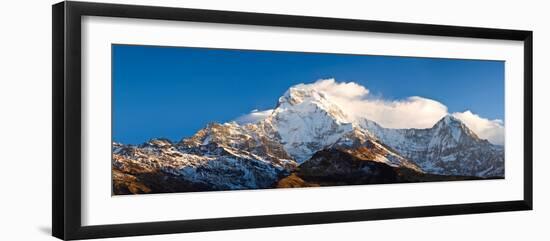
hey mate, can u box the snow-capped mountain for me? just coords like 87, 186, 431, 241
259, 85, 421, 171
112, 80, 504, 194
264, 86, 355, 162
113, 133, 296, 194
359, 115, 504, 177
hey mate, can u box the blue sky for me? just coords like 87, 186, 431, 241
112, 44, 504, 144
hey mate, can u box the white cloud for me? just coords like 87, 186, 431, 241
235, 109, 273, 124
234, 79, 504, 145
293, 79, 370, 100
452, 110, 504, 145
302, 79, 448, 129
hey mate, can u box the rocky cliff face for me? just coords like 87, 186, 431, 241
284, 147, 482, 188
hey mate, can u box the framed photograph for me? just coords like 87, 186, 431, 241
52, 1, 533, 240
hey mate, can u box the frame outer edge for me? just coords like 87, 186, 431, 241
523, 32, 533, 210
52, 1, 66, 240
65, 1, 85, 239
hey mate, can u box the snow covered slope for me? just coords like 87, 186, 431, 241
113, 132, 296, 193
263, 86, 354, 162
359, 115, 504, 177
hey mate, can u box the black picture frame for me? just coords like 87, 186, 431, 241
52, 1, 533, 240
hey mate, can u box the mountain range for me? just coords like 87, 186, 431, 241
112, 82, 504, 194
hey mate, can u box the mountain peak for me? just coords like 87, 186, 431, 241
278, 86, 327, 107
434, 114, 468, 130
432, 114, 481, 142
274, 84, 350, 124
439, 114, 461, 125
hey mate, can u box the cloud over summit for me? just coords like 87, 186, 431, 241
236, 79, 504, 145
452, 110, 504, 145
